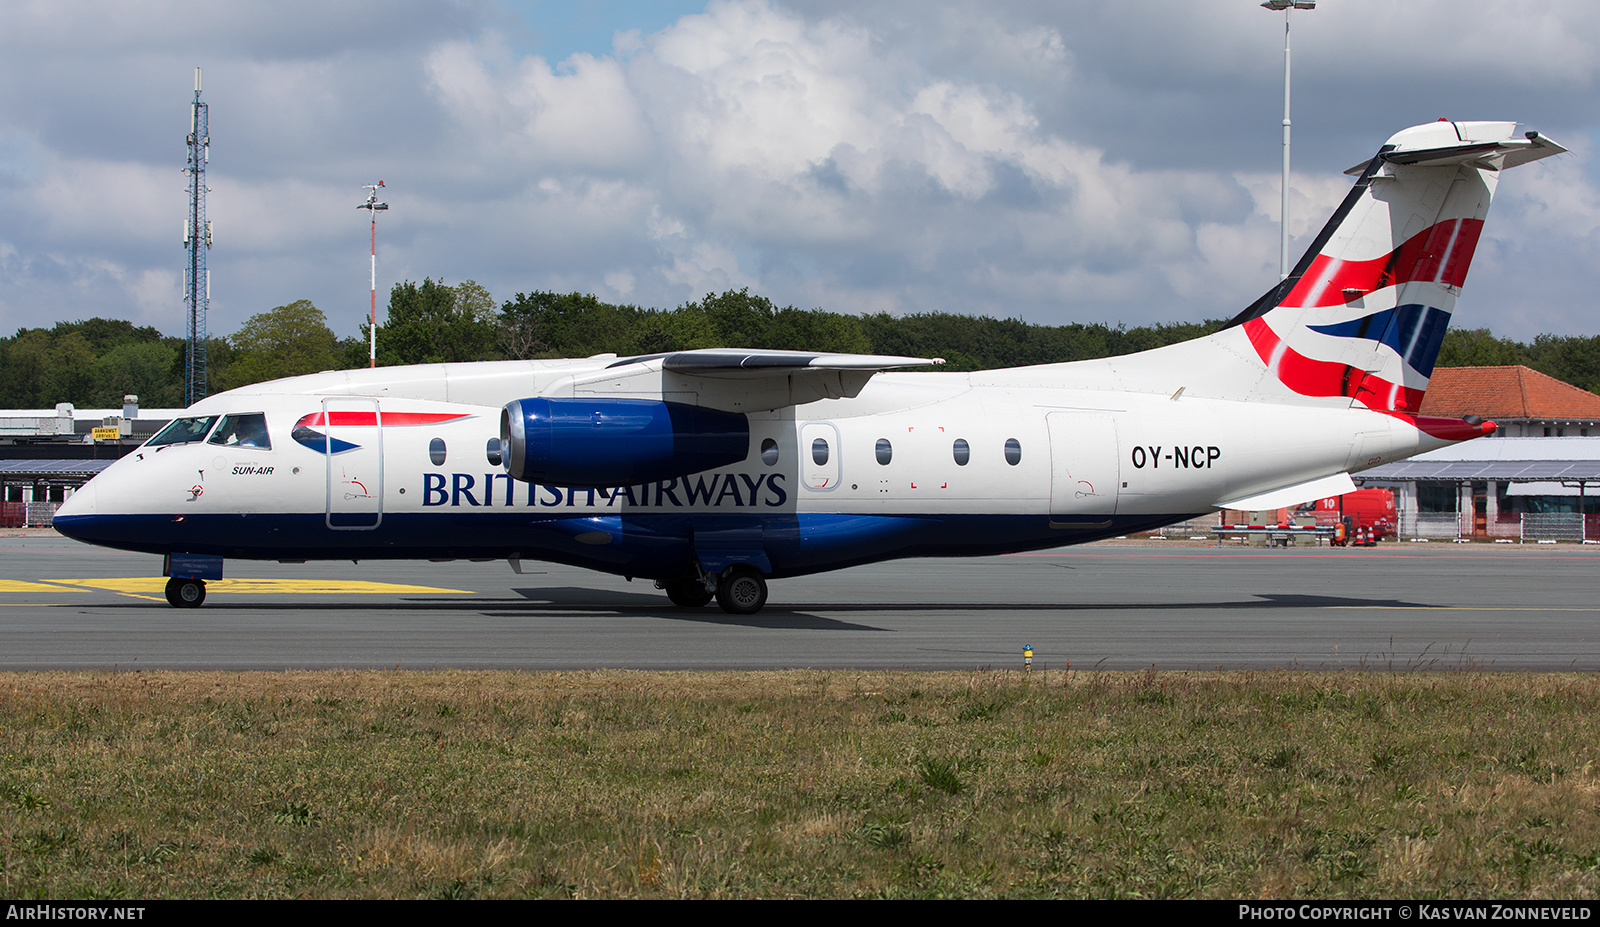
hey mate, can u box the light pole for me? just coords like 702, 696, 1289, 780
359, 181, 388, 368
1263, 0, 1314, 281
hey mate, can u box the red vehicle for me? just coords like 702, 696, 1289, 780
1315, 489, 1397, 546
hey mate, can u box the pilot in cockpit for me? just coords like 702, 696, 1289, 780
208, 413, 271, 449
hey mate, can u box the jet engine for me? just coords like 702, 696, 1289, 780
500, 397, 749, 487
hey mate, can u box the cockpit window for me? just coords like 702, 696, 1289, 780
144, 415, 219, 448
207, 413, 272, 450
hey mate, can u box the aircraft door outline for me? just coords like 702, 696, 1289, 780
1047, 412, 1119, 521
799, 421, 841, 492
324, 397, 383, 530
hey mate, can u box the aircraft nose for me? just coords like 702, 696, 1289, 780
52, 482, 96, 539
53, 474, 152, 553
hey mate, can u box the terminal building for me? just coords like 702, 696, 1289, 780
0, 396, 179, 527
1357, 367, 1600, 541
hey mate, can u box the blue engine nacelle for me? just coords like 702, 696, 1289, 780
500, 398, 750, 487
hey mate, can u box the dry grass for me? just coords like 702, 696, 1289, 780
2, 669, 1599, 898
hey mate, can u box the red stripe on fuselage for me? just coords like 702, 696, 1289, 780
293, 411, 473, 428
1283, 218, 1483, 308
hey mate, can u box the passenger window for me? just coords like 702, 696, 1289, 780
761, 438, 779, 466
206, 413, 271, 449
486, 437, 503, 467
875, 438, 892, 465
429, 438, 447, 466
952, 438, 970, 466
1004, 438, 1022, 466
811, 438, 829, 466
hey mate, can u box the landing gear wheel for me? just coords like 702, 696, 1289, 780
165, 577, 206, 609
715, 566, 768, 615
664, 581, 714, 608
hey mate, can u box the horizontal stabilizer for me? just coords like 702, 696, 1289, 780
1216, 472, 1356, 512
1345, 123, 1566, 175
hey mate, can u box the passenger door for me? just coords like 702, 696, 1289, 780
324, 398, 383, 530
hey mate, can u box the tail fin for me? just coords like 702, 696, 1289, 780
1222, 120, 1564, 413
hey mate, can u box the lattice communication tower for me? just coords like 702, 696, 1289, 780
182, 67, 212, 406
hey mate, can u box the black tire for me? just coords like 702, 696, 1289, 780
715, 566, 768, 615
664, 581, 713, 608
165, 577, 206, 608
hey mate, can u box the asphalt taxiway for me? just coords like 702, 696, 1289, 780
2, 535, 1597, 671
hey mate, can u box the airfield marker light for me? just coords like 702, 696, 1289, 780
1024, 645, 1033, 672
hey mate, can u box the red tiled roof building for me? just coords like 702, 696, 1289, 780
1419, 366, 1600, 437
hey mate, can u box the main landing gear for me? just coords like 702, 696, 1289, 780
662, 581, 714, 608
715, 565, 768, 615
165, 577, 206, 608
658, 564, 769, 615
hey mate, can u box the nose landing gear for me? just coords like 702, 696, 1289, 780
162, 553, 222, 608
165, 577, 207, 608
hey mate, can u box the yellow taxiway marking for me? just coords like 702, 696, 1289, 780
39, 578, 474, 596
0, 580, 87, 593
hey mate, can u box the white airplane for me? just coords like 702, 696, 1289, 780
56, 120, 1564, 613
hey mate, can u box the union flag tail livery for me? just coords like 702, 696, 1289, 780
1231, 120, 1562, 418
54, 121, 1564, 614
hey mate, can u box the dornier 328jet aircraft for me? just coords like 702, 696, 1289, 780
55, 120, 1565, 613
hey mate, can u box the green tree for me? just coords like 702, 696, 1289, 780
0, 318, 180, 407
1436, 328, 1529, 369
91, 341, 182, 408
497, 291, 649, 359
220, 300, 343, 390
160, 334, 234, 406
0, 330, 96, 407
690, 288, 775, 347
377, 279, 499, 365
52, 318, 169, 356
1528, 333, 1600, 395
766, 308, 873, 354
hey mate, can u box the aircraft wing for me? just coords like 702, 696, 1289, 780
552, 349, 946, 412
609, 348, 943, 374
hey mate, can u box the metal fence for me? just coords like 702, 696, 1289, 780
1402, 510, 1595, 542
1, 501, 59, 528
1523, 512, 1586, 541
1152, 518, 1218, 539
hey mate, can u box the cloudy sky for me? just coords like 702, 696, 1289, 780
2, 0, 1597, 345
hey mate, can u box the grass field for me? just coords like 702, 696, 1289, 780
2, 669, 1598, 899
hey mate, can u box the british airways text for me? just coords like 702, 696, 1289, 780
422, 472, 789, 509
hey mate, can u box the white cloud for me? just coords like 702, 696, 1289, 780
127, 268, 181, 318
1, 0, 1598, 343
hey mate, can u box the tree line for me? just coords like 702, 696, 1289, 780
3, 279, 1597, 408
